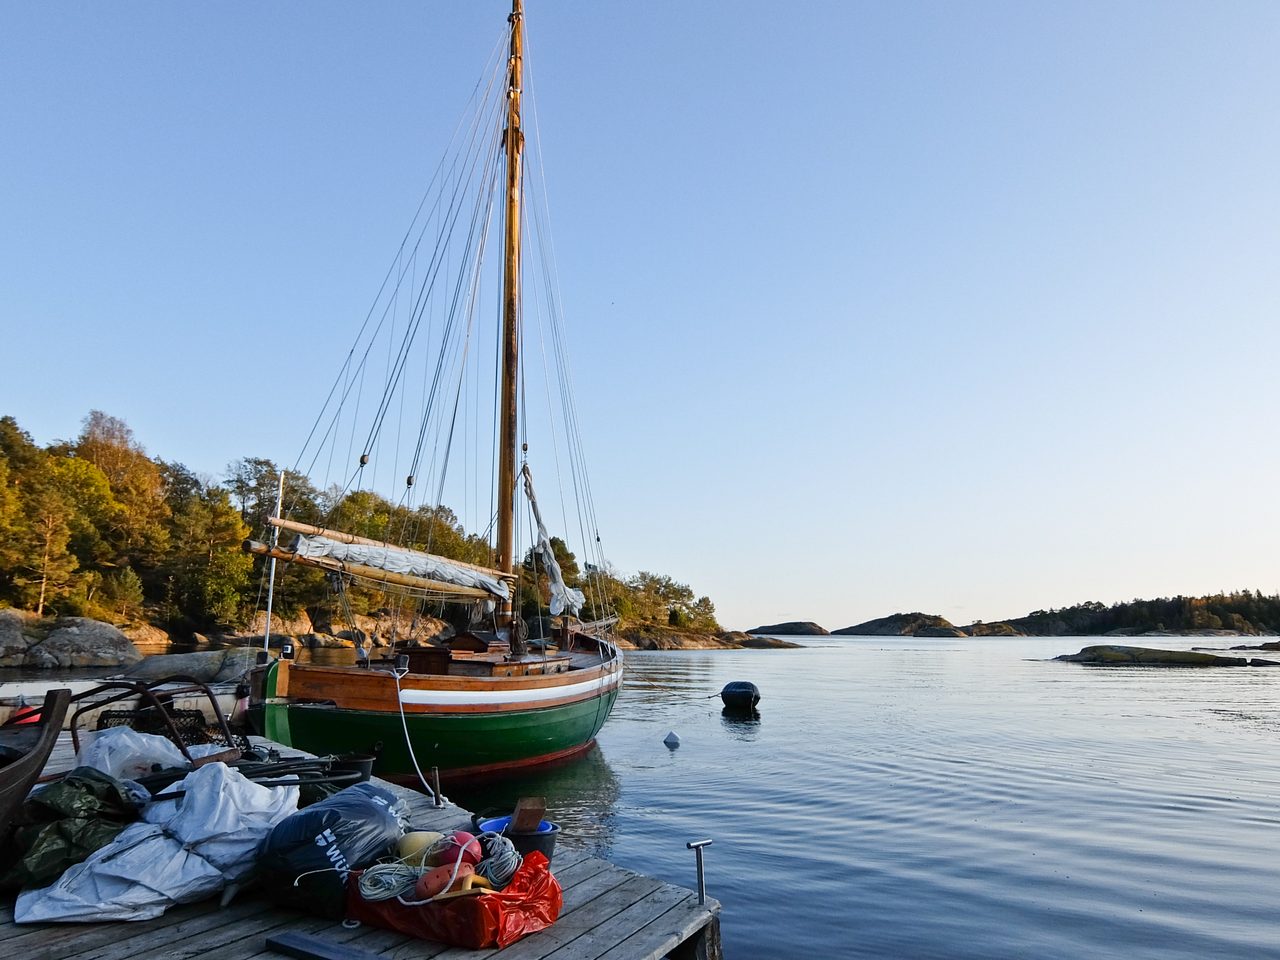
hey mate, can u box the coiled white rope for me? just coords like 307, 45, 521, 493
475, 833, 522, 888
357, 862, 423, 901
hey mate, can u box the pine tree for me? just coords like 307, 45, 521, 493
17, 482, 79, 616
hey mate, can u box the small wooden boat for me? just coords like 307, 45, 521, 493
720, 681, 761, 711
0, 687, 71, 840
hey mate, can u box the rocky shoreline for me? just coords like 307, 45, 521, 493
617, 625, 802, 651
0, 610, 143, 669
1054, 644, 1280, 667
0, 606, 805, 670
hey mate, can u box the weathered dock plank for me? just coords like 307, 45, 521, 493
462, 875, 667, 960
9, 899, 275, 960
596, 894, 722, 960
2, 736, 722, 960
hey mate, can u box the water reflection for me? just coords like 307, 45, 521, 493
620, 661, 719, 708
302, 646, 357, 667
446, 742, 623, 856
720, 708, 761, 740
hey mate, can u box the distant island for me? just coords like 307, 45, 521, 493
748, 593, 1280, 638
743, 620, 829, 636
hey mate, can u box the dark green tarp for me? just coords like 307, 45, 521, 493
0, 766, 141, 890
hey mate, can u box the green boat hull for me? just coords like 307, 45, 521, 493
258, 668, 619, 781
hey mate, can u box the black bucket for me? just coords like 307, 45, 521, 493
475, 814, 560, 862
331, 753, 376, 783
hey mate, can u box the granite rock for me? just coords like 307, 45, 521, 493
124, 646, 265, 683
31, 618, 143, 668
1053, 645, 1279, 667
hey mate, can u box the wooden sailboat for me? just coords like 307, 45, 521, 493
246, 0, 622, 784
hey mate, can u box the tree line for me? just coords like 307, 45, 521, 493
1002, 592, 1280, 635
0, 412, 720, 636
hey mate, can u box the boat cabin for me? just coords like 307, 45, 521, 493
368, 641, 574, 679
445, 653, 573, 678
447, 631, 510, 656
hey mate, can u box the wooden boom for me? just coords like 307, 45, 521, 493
267, 517, 514, 582
243, 540, 494, 601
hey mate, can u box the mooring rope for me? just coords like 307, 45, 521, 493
392, 666, 445, 804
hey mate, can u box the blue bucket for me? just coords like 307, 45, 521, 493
475, 815, 560, 862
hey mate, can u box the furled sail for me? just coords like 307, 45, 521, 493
291, 535, 511, 602
521, 464, 586, 616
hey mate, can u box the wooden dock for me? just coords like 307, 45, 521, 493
0, 737, 721, 960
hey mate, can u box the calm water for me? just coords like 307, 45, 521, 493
448, 636, 1280, 959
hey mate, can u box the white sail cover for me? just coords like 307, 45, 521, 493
521, 465, 586, 616
292, 535, 511, 601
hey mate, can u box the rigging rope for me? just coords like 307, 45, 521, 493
522, 38, 615, 624
291, 26, 510, 484
260, 17, 620, 649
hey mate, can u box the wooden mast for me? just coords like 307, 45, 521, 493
496, 0, 524, 630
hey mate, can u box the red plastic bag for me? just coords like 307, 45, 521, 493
345, 851, 562, 949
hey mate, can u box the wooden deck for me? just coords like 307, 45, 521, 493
1, 736, 721, 960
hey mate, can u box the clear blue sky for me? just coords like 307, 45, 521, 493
3, 2, 1277, 631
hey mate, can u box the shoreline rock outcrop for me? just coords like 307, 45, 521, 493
0, 611, 143, 669
617, 625, 802, 651
745, 621, 828, 636
0, 605, 806, 668
1054, 644, 1280, 667
834, 613, 965, 637
123, 647, 264, 684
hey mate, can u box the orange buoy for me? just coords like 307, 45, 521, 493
425, 830, 483, 868
414, 861, 474, 899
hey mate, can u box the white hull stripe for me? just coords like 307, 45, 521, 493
397, 666, 622, 707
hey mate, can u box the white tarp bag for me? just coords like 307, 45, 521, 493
15, 763, 299, 923
75, 726, 190, 781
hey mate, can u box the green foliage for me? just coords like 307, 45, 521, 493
578, 564, 634, 622
571, 564, 720, 633
227, 457, 323, 531
0, 416, 42, 474
614, 571, 719, 631
98, 567, 145, 620
0, 412, 726, 635
163, 486, 252, 627
161, 461, 203, 515
47, 455, 120, 570
0, 456, 20, 577
12, 471, 80, 616
0, 412, 246, 626
1007, 591, 1280, 636
687, 596, 719, 632
73, 410, 170, 569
